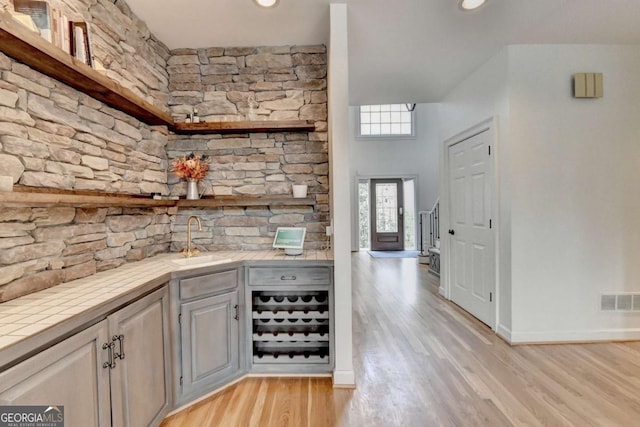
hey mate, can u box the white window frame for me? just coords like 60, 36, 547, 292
356, 104, 417, 140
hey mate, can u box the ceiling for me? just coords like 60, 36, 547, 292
125, 0, 640, 105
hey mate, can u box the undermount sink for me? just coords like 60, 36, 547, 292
171, 254, 231, 267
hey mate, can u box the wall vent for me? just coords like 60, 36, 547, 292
601, 294, 640, 312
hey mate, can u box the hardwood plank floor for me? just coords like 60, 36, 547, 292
161, 253, 640, 426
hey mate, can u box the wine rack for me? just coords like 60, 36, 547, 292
251, 290, 330, 365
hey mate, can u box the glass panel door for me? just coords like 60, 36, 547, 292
370, 179, 404, 251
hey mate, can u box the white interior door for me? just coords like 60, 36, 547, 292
448, 130, 495, 327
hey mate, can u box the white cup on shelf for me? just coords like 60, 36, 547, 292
292, 184, 308, 198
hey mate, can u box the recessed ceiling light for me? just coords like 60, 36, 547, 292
460, 0, 487, 11
254, 0, 279, 7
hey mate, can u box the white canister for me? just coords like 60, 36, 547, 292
292, 184, 308, 198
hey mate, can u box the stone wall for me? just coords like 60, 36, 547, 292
0, 2, 333, 299
0, 206, 172, 302
0, 0, 171, 301
166, 45, 330, 251
0, 0, 170, 109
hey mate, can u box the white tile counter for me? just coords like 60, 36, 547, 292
0, 250, 332, 366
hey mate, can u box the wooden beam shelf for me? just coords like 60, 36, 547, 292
0, 12, 174, 127
0, 188, 175, 208
171, 120, 316, 135
0, 13, 319, 135
1, 187, 315, 209
177, 196, 316, 208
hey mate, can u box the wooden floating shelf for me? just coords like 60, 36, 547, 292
0, 13, 318, 135
0, 189, 175, 208
0, 12, 173, 127
177, 196, 316, 208
172, 120, 316, 135
1, 188, 315, 209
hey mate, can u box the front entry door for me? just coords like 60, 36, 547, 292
370, 179, 404, 251
448, 130, 495, 327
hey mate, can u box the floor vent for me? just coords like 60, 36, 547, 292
601, 294, 640, 312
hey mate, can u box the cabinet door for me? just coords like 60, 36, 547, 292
0, 321, 111, 427
181, 291, 239, 398
108, 286, 171, 427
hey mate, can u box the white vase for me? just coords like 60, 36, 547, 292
186, 180, 200, 200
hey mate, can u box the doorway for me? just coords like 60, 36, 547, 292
357, 177, 417, 251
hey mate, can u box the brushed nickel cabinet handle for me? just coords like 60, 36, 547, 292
113, 334, 125, 360
102, 342, 115, 369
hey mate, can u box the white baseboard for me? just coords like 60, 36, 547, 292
439, 286, 447, 298
497, 324, 512, 343
332, 369, 356, 388
510, 328, 640, 344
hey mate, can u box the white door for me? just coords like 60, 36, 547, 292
448, 130, 495, 327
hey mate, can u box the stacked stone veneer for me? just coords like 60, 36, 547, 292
0, 1, 333, 299
0, 0, 170, 109
0, 0, 171, 301
0, 206, 172, 302
166, 45, 330, 251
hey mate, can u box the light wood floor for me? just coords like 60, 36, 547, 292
161, 253, 640, 427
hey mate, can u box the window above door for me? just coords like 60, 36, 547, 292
357, 104, 415, 138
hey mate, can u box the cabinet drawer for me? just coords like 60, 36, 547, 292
248, 267, 330, 286
180, 269, 238, 300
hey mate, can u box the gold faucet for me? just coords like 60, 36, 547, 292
181, 215, 202, 257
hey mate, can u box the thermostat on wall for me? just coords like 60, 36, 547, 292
574, 73, 603, 98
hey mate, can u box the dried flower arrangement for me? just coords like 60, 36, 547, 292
172, 152, 210, 180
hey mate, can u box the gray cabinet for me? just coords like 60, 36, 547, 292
247, 265, 334, 374
0, 286, 171, 427
173, 268, 242, 405
0, 322, 111, 427
108, 286, 172, 427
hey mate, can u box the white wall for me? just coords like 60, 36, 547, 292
349, 104, 440, 250
440, 44, 640, 342
508, 45, 640, 342
328, 3, 355, 387
439, 49, 512, 336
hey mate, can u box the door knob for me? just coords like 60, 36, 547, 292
448, 229, 455, 235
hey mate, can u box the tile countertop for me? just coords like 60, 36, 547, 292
0, 250, 333, 365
